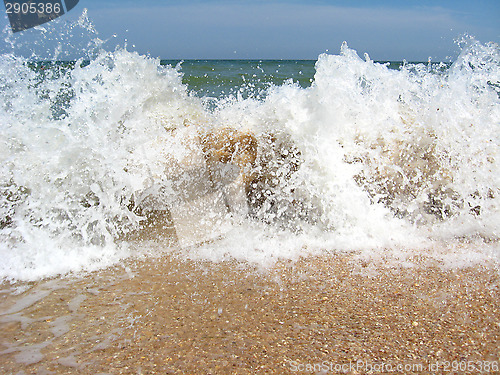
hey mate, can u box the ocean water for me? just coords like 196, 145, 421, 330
0, 29, 499, 281
161, 59, 317, 101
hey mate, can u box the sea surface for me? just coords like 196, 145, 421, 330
160, 59, 433, 101
162, 59, 318, 100
0, 34, 499, 281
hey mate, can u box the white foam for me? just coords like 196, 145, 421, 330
0, 35, 498, 281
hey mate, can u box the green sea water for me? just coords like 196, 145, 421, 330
159, 59, 418, 100
160, 59, 316, 99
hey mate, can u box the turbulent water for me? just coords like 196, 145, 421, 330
0, 29, 499, 281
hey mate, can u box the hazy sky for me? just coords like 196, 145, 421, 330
1, 0, 499, 61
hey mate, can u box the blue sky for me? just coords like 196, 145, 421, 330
1, 0, 499, 60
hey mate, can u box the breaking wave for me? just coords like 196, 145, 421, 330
0, 31, 498, 280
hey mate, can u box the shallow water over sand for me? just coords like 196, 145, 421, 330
1, 250, 498, 374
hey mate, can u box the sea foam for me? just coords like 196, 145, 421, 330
0, 36, 498, 281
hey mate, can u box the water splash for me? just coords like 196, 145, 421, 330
0, 32, 498, 281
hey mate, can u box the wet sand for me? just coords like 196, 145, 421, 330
0, 251, 499, 374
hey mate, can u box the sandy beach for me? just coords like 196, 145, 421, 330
0, 249, 498, 375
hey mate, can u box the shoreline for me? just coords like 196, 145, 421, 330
1, 252, 499, 374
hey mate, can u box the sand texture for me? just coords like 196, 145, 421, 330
0, 252, 499, 374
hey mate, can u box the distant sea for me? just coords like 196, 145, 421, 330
159, 59, 434, 99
